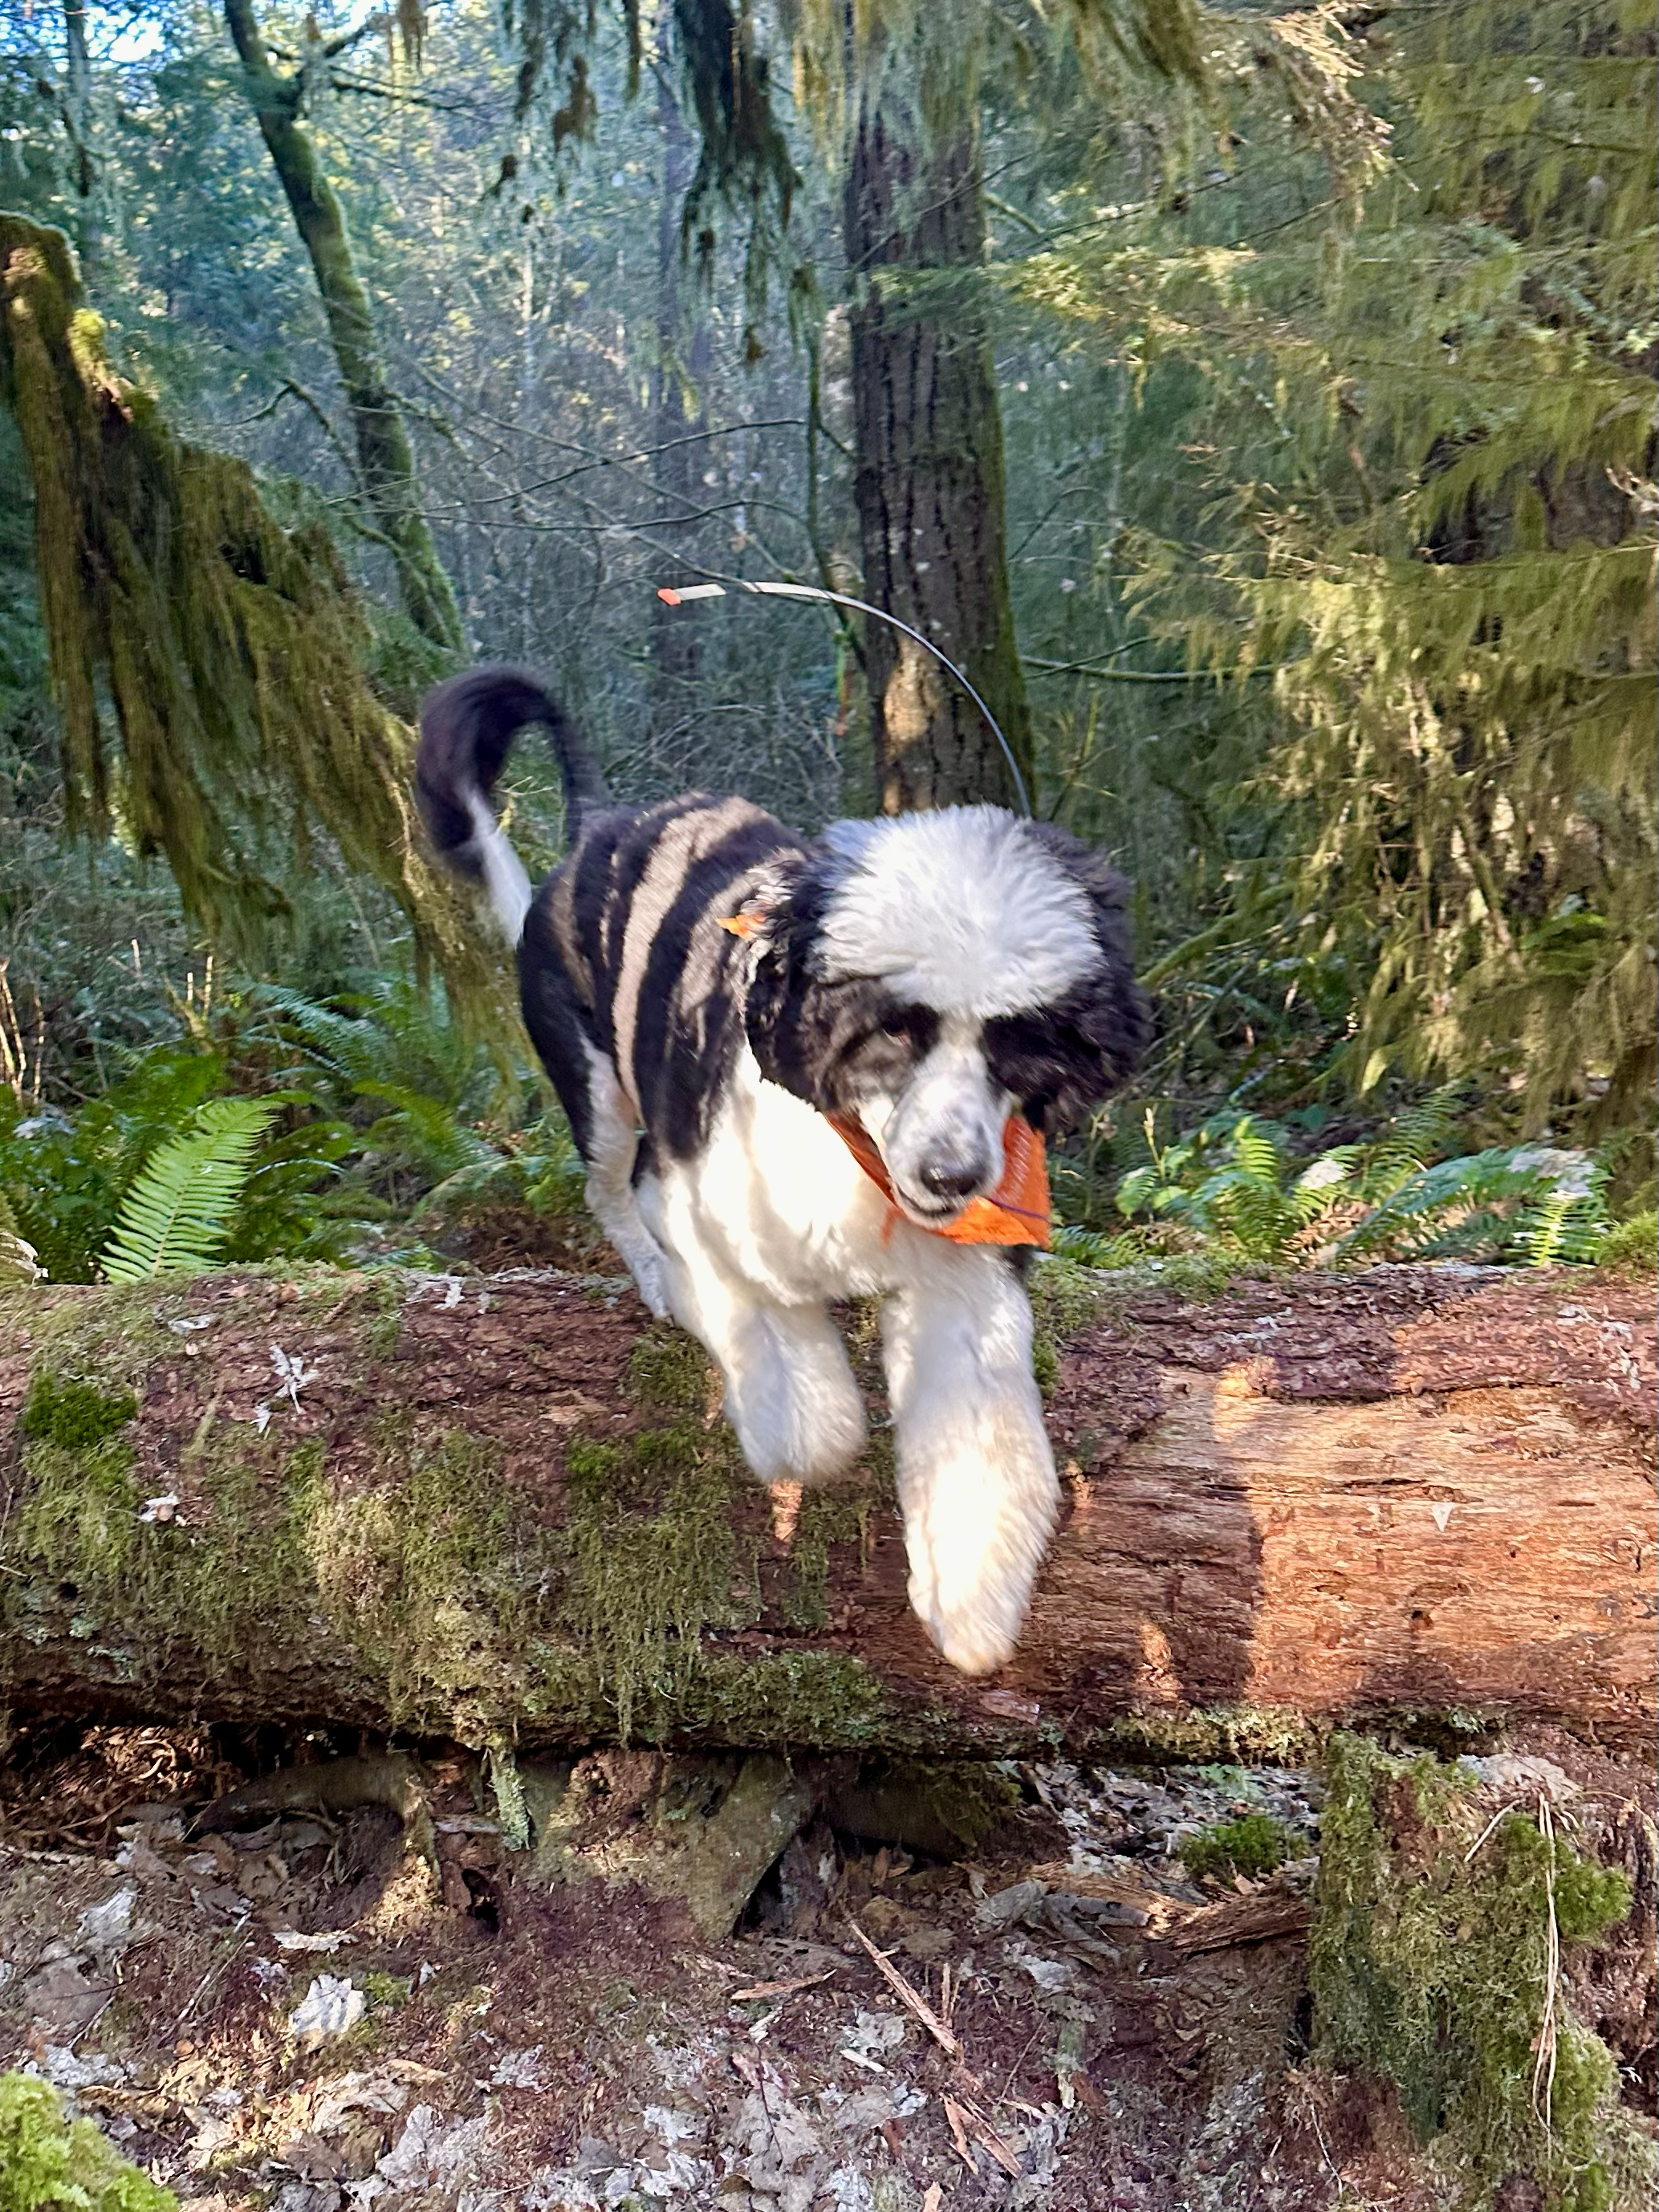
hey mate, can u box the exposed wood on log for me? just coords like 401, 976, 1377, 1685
1, 1264, 1652, 1755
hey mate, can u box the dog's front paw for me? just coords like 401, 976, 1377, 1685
730, 1366, 866, 1484
910, 1568, 1027, 1677
925, 1603, 1020, 1677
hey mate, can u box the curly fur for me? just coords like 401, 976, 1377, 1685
417, 668, 1149, 1675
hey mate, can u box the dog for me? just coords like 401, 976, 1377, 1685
416, 666, 1148, 1674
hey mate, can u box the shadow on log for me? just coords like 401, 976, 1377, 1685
0, 1263, 1652, 1758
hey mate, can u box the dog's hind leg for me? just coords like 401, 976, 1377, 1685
518, 935, 671, 1317
880, 1246, 1058, 1677
578, 1045, 671, 1319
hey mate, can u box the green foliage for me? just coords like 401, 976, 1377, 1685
0, 980, 591, 1285
0, 214, 511, 1037
1597, 1209, 1657, 1279
1010, 0, 1656, 1157
0, 2071, 177, 2212
0, 1043, 363, 1283
1181, 1811, 1297, 1885
100, 1096, 277, 1282
1108, 1093, 1618, 1267
258, 982, 588, 1219
1311, 1734, 1639, 2211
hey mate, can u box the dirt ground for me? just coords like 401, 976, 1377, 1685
12, 1720, 1649, 2212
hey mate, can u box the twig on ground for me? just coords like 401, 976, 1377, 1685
846, 1917, 963, 2061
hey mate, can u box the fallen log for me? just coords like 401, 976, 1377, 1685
0, 1263, 1652, 1756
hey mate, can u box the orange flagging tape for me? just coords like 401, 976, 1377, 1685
828, 1112, 1051, 1249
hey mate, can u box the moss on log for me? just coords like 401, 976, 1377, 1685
0, 1263, 1652, 1758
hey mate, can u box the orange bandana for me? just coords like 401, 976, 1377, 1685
828, 1112, 1051, 1249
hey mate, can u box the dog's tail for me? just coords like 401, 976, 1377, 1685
416, 665, 610, 944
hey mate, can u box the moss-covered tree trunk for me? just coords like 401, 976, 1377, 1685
1, 1264, 1651, 1759
844, 63, 1034, 812
222, 0, 463, 655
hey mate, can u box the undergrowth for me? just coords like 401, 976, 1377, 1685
1311, 1734, 1644, 2211
1181, 1811, 1298, 1884
1076, 1088, 1628, 1269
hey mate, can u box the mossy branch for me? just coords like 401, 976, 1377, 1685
0, 215, 511, 1035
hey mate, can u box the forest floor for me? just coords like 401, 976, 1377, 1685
10, 1719, 1648, 2212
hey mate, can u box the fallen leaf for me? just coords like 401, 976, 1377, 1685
288, 1974, 365, 2049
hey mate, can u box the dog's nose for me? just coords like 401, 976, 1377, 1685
918, 1151, 993, 1202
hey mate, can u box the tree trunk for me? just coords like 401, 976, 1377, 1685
59, 0, 97, 213
843, 63, 1033, 813
649, 74, 714, 755
2, 1266, 1651, 1759
222, 0, 464, 654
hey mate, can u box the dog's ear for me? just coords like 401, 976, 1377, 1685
1023, 821, 1133, 945
739, 849, 842, 1098
1023, 820, 1152, 1104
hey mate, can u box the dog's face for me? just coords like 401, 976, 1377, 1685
744, 808, 1149, 1228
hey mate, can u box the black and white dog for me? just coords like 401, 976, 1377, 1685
417, 668, 1147, 1674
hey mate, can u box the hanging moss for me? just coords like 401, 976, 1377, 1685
779, 1487, 870, 1631
0, 215, 513, 1036
1310, 1732, 1646, 2212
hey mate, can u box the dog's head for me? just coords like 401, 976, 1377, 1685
742, 807, 1149, 1229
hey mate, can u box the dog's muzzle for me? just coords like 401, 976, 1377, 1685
908, 1141, 999, 1218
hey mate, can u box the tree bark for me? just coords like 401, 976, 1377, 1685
1, 1266, 1652, 1758
649, 74, 714, 754
843, 61, 1034, 813
222, 0, 464, 653
59, 0, 97, 211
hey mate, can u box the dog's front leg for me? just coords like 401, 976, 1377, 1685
881, 1248, 1058, 1676
642, 1198, 867, 1485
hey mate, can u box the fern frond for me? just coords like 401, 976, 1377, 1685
102, 1100, 278, 1283
260, 986, 393, 1088
1362, 1084, 1467, 1201
1229, 1117, 1285, 1184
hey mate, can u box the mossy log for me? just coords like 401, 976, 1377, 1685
0, 1263, 1652, 1758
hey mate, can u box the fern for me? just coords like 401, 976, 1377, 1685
1337, 1145, 1610, 1266
101, 1099, 278, 1283
1108, 1095, 1616, 1269
1361, 1084, 1467, 1202
259, 985, 393, 1088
